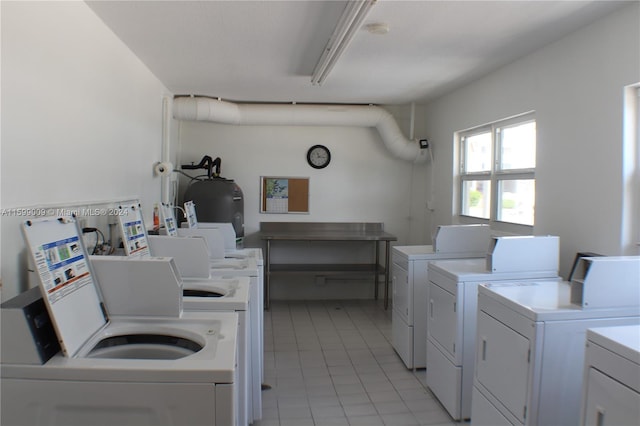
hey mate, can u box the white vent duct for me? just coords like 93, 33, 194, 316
173, 97, 428, 163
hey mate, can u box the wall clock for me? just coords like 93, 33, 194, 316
307, 145, 331, 169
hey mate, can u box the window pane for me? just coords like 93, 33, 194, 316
463, 132, 492, 172
499, 122, 536, 170
462, 180, 491, 219
497, 179, 535, 225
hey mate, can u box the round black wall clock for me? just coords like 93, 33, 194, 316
307, 145, 331, 169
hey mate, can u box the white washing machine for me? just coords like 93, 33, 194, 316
182, 277, 254, 426
471, 256, 640, 426
208, 256, 264, 422
89, 254, 254, 425
391, 224, 490, 370
3, 217, 239, 426
426, 235, 560, 420
581, 325, 640, 426
147, 233, 264, 422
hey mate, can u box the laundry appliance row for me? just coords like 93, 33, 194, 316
1, 216, 240, 425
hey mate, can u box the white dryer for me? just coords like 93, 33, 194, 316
471, 259, 640, 426
2, 216, 239, 426
581, 325, 640, 426
426, 235, 560, 420
391, 224, 490, 370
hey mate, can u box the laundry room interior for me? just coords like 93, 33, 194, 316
1, 1, 639, 426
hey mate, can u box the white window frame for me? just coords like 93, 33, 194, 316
456, 112, 536, 235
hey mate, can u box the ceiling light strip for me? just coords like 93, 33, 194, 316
311, 0, 376, 86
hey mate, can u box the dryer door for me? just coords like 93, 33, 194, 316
476, 311, 530, 424
583, 368, 640, 426
392, 262, 410, 324
427, 281, 460, 364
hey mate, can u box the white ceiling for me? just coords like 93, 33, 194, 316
86, 0, 629, 105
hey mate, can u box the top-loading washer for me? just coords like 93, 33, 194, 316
426, 235, 560, 420
206, 255, 264, 422
182, 277, 253, 424
471, 256, 640, 426
148, 229, 264, 420
391, 224, 490, 370
1, 216, 239, 426
89, 254, 254, 425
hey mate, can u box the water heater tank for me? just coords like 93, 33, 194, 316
183, 178, 244, 237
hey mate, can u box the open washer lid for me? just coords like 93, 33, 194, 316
22, 216, 108, 358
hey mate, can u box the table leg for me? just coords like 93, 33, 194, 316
384, 240, 391, 310
374, 241, 380, 300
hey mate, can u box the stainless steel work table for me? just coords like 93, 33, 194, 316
259, 222, 397, 310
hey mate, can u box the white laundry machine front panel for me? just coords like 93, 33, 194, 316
410, 259, 428, 369
392, 261, 410, 325
182, 277, 252, 425
583, 369, 640, 426
427, 281, 461, 364
426, 338, 462, 420
475, 311, 530, 424
470, 385, 514, 426
1, 379, 227, 426
392, 308, 413, 368
207, 263, 263, 421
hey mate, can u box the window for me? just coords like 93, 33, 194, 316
458, 113, 536, 228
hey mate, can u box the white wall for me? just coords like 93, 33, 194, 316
1, 2, 172, 300
177, 105, 429, 299
422, 3, 640, 278
177, 105, 430, 247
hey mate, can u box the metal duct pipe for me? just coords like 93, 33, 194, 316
173, 97, 428, 163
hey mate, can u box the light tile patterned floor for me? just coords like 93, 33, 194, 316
255, 299, 458, 426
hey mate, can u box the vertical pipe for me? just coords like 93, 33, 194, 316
161, 96, 171, 204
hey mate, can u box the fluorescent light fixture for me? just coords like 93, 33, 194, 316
311, 0, 376, 86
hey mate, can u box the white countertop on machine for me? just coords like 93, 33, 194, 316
394, 245, 436, 259
209, 257, 259, 272
394, 245, 488, 261
183, 277, 250, 311
479, 280, 640, 321
428, 258, 557, 281
587, 325, 640, 365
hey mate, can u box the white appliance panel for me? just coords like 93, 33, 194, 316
476, 311, 530, 424
182, 278, 252, 426
392, 262, 410, 324
392, 308, 412, 367
471, 385, 514, 426
426, 338, 462, 420
208, 259, 263, 421
428, 282, 460, 363
1, 379, 223, 426
583, 369, 640, 426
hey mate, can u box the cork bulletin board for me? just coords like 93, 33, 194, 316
260, 177, 309, 214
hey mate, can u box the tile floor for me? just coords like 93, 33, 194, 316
256, 299, 458, 426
